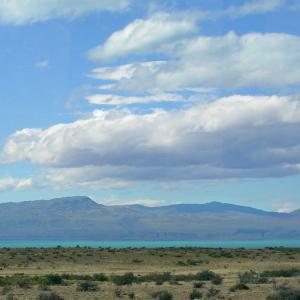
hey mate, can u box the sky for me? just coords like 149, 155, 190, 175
0, 0, 300, 212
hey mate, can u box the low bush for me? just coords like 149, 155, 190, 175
193, 282, 204, 288
261, 269, 300, 278
239, 271, 268, 284
151, 290, 173, 300
37, 292, 64, 300
139, 272, 172, 285
211, 274, 223, 285
111, 273, 135, 286
92, 273, 108, 282
76, 281, 97, 292
267, 287, 300, 300
230, 283, 249, 292
43, 274, 63, 285
16, 277, 31, 289
207, 287, 219, 298
189, 289, 202, 299
195, 271, 223, 285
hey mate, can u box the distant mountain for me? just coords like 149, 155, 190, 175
127, 201, 281, 216
0, 196, 299, 241
291, 209, 300, 216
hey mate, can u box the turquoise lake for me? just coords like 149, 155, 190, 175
0, 240, 299, 248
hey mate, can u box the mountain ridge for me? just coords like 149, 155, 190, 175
0, 196, 299, 241
2, 196, 295, 215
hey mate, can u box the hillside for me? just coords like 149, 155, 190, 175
0, 196, 299, 241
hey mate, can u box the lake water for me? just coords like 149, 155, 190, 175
0, 240, 299, 249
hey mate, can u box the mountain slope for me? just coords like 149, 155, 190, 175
0, 197, 299, 241
291, 209, 300, 216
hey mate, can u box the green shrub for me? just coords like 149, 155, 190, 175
139, 272, 171, 284
152, 291, 173, 300
43, 274, 63, 285
92, 273, 108, 281
115, 287, 122, 298
267, 287, 300, 300
193, 282, 204, 288
76, 281, 97, 292
37, 292, 64, 300
239, 271, 268, 284
195, 271, 215, 281
6, 294, 15, 300
211, 275, 223, 285
207, 287, 219, 298
128, 292, 135, 299
195, 271, 223, 285
1, 286, 11, 295
230, 283, 249, 292
189, 289, 202, 299
261, 269, 300, 278
16, 277, 30, 289
111, 273, 135, 286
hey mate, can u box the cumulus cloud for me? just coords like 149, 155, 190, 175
0, 0, 130, 25
87, 12, 198, 62
91, 32, 300, 92
2, 95, 300, 186
0, 177, 32, 192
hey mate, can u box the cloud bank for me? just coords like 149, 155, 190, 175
89, 32, 300, 92
2, 95, 300, 187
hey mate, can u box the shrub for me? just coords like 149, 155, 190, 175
189, 289, 202, 299
261, 269, 300, 278
128, 292, 135, 299
16, 277, 31, 289
195, 271, 215, 281
267, 287, 300, 300
37, 292, 64, 300
207, 288, 219, 298
6, 294, 15, 300
111, 273, 135, 286
193, 282, 204, 288
76, 281, 97, 292
43, 274, 63, 285
92, 273, 108, 281
0, 277, 8, 287
230, 283, 249, 292
115, 287, 122, 298
1, 286, 11, 295
195, 271, 223, 285
239, 271, 268, 284
139, 272, 171, 285
152, 291, 173, 300
211, 275, 223, 285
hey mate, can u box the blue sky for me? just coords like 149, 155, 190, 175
0, 0, 300, 212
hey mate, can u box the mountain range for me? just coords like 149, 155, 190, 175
0, 196, 299, 241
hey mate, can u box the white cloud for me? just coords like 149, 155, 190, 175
87, 12, 198, 62
89, 61, 165, 81
100, 197, 169, 207
35, 60, 49, 69
95, 32, 300, 91
86, 92, 183, 105
0, 0, 130, 25
2, 95, 300, 186
0, 177, 32, 192
223, 0, 285, 18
